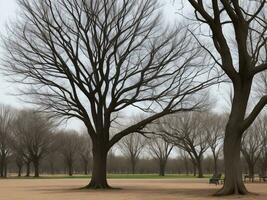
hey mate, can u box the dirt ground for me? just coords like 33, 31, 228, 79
0, 178, 266, 200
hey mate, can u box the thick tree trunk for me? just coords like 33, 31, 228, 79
33, 160, 39, 177
196, 159, 203, 178
215, 81, 252, 196
216, 131, 248, 195
85, 145, 110, 189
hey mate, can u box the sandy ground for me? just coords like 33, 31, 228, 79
0, 178, 266, 200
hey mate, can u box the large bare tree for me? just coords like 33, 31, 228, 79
183, 0, 267, 195
2, 0, 216, 188
13, 109, 55, 177
118, 133, 146, 174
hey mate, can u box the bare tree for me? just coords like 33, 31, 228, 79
204, 113, 224, 175
2, 0, 217, 188
241, 123, 262, 181
0, 105, 15, 177
13, 109, 55, 177
183, 0, 267, 195
79, 133, 92, 175
160, 112, 209, 178
179, 149, 191, 175
118, 133, 146, 174
147, 135, 174, 176
57, 131, 81, 176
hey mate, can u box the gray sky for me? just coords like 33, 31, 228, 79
0, 0, 229, 131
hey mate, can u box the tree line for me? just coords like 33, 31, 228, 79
1, 0, 267, 196
1, 105, 267, 182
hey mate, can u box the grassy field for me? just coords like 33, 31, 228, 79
6, 173, 212, 179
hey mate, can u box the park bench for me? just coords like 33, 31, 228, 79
209, 173, 224, 185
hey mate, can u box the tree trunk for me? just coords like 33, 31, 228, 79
4, 163, 7, 177
248, 163, 255, 182
50, 162, 54, 175
216, 131, 248, 195
193, 163, 196, 176
85, 145, 110, 189
33, 159, 39, 177
26, 161, 31, 177
0, 155, 5, 177
196, 159, 204, 178
212, 153, 218, 175
84, 161, 88, 175
159, 161, 166, 176
131, 159, 136, 174
68, 162, 73, 176
18, 165, 22, 177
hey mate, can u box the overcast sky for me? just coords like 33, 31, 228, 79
0, 0, 229, 131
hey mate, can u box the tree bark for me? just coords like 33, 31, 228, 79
68, 162, 73, 176
159, 161, 166, 176
248, 163, 255, 182
0, 155, 5, 177
131, 159, 136, 174
85, 145, 110, 189
216, 130, 248, 195
33, 159, 39, 177
196, 159, 204, 178
212, 152, 218, 175
18, 165, 22, 177
26, 161, 31, 177
84, 161, 88, 175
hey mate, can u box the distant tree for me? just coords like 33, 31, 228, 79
204, 113, 224, 175
0, 105, 15, 177
57, 131, 81, 176
160, 112, 209, 178
118, 133, 146, 174
241, 124, 263, 181
179, 149, 190, 176
3, 0, 216, 188
13, 110, 55, 177
79, 133, 92, 175
147, 135, 174, 176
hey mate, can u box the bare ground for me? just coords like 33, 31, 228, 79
0, 178, 266, 200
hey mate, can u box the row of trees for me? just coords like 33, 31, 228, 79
0, 105, 92, 177
1, 104, 266, 181
1, 0, 267, 195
